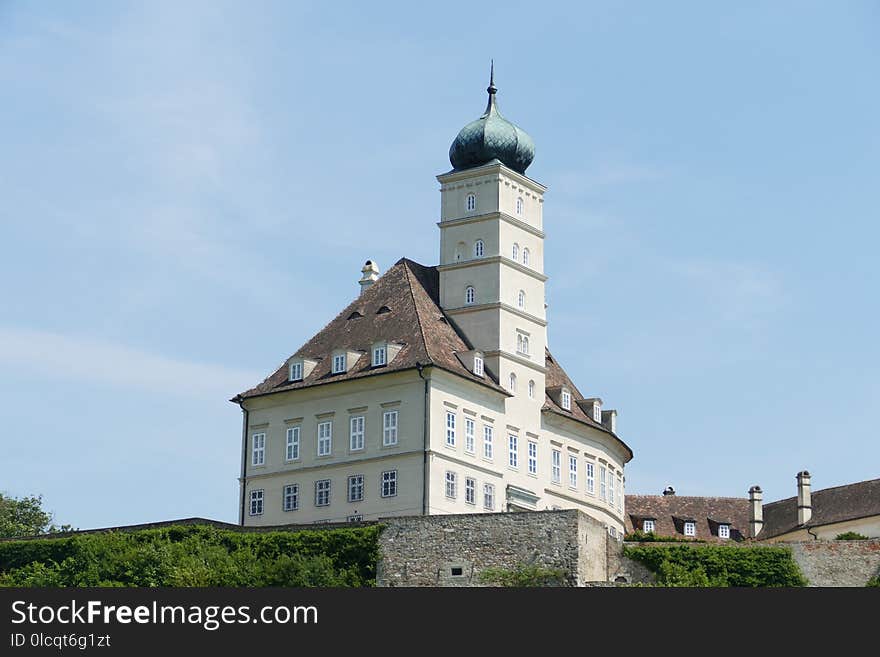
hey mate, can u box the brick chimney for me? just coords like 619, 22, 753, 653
749, 485, 763, 538
797, 470, 812, 526
359, 260, 380, 295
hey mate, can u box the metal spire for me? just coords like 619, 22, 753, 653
484, 59, 498, 116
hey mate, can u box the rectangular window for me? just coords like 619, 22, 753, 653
249, 489, 264, 516
600, 466, 607, 500
283, 484, 299, 511
332, 353, 346, 373
643, 519, 655, 533
383, 410, 398, 446
349, 416, 364, 451
616, 475, 623, 510
347, 514, 363, 522
348, 475, 364, 502
528, 442, 537, 475
289, 362, 303, 381
585, 461, 595, 494
483, 425, 494, 460
508, 435, 518, 468
465, 418, 475, 454
318, 421, 332, 456
381, 470, 397, 498
251, 433, 265, 466
372, 345, 386, 366
473, 355, 483, 377
561, 389, 571, 410
315, 479, 331, 507
684, 521, 696, 537
465, 477, 476, 505
483, 483, 494, 510
719, 524, 730, 539
286, 427, 300, 461
445, 471, 457, 499
608, 471, 615, 506
445, 411, 456, 447
551, 449, 561, 484
569, 455, 578, 488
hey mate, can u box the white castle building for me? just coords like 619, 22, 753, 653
231, 68, 634, 534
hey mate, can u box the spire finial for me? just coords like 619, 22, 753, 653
488, 59, 496, 95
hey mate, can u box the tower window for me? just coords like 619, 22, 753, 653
528, 380, 535, 399
522, 248, 530, 266
474, 240, 484, 257
516, 332, 530, 356
465, 286, 475, 305
517, 290, 526, 309
466, 193, 476, 212
516, 197, 523, 215
508, 372, 517, 392
512, 243, 519, 261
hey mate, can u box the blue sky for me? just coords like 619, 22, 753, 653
1, 2, 878, 529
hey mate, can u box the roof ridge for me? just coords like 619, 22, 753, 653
401, 259, 434, 367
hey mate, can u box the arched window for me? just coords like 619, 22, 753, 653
466, 193, 476, 212
517, 290, 526, 309
522, 336, 530, 355
516, 197, 523, 215
474, 240, 484, 257
509, 372, 517, 392
512, 243, 519, 261
465, 286, 475, 305
528, 380, 535, 399
522, 248, 530, 266
517, 333, 524, 353
455, 241, 465, 262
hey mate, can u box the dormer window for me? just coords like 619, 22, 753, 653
516, 197, 523, 215
372, 344, 387, 367
289, 361, 303, 381
718, 524, 730, 539
561, 388, 571, 411
465, 286, 476, 305
684, 521, 696, 537
473, 354, 484, 377
522, 248, 530, 266
593, 402, 602, 422
643, 519, 655, 533
512, 243, 519, 261
332, 353, 346, 374
474, 240, 484, 257
466, 193, 476, 212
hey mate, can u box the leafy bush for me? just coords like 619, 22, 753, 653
0, 524, 380, 587
624, 530, 705, 543
623, 544, 807, 587
866, 576, 879, 587
835, 532, 869, 541
478, 564, 567, 587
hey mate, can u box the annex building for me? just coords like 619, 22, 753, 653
231, 69, 634, 534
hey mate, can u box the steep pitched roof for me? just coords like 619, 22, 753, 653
624, 494, 752, 541
233, 258, 507, 401
760, 477, 880, 539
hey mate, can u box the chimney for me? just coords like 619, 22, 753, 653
359, 260, 379, 295
797, 470, 812, 526
662, 486, 676, 496
749, 485, 763, 538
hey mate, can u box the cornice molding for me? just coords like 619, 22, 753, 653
437, 256, 548, 282
436, 211, 545, 239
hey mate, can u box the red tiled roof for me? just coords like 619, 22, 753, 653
624, 494, 752, 541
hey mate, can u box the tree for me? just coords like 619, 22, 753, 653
0, 493, 72, 538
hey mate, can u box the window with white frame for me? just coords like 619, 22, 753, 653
445, 471, 457, 499
593, 402, 602, 423
466, 193, 476, 211
465, 286, 476, 305
528, 441, 537, 475
332, 353, 346, 374
508, 435, 518, 468
516, 197, 523, 214
616, 475, 623, 510
509, 372, 517, 392
382, 410, 398, 446
317, 421, 332, 456
718, 524, 730, 539
522, 248, 530, 266
465, 477, 476, 505
349, 416, 364, 451
483, 425, 494, 460
483, 483, 495, 510
569, 455, 578, 488
315, 479, 331, 507
643, 519, 655, 533
585, 461, 595, 494
561, 389, 571, 411
286, 426, 300, 461
289, 361, 303, 381
283, 484, 299, 512
515, 333, 530, 356
528, 380, 535, 399
512, 243, 519, 261
381, 470, 397, 497
445, 411, 456, 447
249, 489, 264, 516
464, 417, 475, 454
608, 473, 615, 506
372, 345, 387, 367
473, 354, 483, 377
517, 290, 525, 309
551, 449, 561, 483
474, 240, 484, 257
684, 521, 696, 537
600, 466, 607, 500
252, 433, 265, 466
348, 475, 364, 502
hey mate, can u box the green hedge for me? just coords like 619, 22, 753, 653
623, 544, 807, 587
0, 524, 380, 587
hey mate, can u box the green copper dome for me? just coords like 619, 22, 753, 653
449, 65, 535, 175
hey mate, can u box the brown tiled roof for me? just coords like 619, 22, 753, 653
760, 477, 880, 539
542, 350, 634, 461
624, 494, 752, 541
233, 258, 507, 401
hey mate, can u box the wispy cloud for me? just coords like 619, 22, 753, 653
0, 327, 262, 400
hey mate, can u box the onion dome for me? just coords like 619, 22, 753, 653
449, 63, 535, 175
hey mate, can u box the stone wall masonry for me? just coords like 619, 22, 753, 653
377, 509, 611, 587
788, 539, 880, 587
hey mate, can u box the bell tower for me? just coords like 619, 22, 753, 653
437, 65, 548, 412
